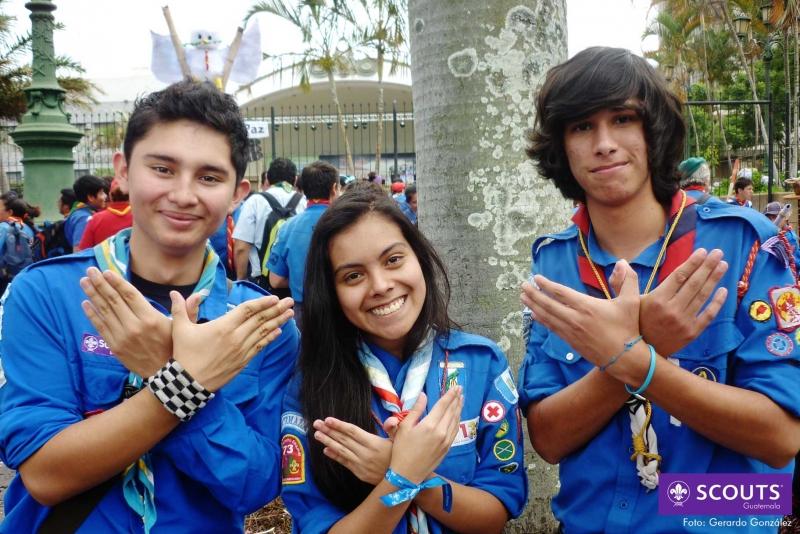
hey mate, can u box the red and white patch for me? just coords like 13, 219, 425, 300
281, 435, 305, 485
769, 285, 800, 332
482, 400, 505, 423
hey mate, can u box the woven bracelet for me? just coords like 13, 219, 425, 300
599, 335, 643, 372
146, 359, 214, 422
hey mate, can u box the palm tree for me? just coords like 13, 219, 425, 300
246, 0, 357, 175
347, 0, 408, 177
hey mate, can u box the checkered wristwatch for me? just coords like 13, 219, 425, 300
146, 359, 214, 422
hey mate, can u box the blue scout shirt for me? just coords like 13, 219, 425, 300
281, 330, 528, 533
0, 248, 300, 533
64, 206, 94, 247
266, 203, 328, 303
519, 196, 800, 534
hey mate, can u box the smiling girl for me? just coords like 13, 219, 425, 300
279, 189, 527, 534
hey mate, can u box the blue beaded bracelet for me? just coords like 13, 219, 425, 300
625, 343, 657, 397
380, 468, 453, 512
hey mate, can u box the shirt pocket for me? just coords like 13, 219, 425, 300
541, 333, 591, 383
437, 444, 477, 485
79, 357, 128, 411
671, 319, 742, 385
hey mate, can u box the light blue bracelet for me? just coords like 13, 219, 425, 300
599, 335, 643, 371
380, 468, 453, 512
625, 343, 657, 396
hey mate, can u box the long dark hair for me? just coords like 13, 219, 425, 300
300, 188, 454, 510
526, 46, 685, 207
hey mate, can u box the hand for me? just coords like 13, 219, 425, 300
632, 248, 728, 356
313, 418, 392, 485
80, 267, 201, 377
388, 388, 463, 485
520, 260, 641, 367
170, 291, 294, 391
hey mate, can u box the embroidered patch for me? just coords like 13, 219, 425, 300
493, 439, 516, 462
494, 419, 510, 439
499, 462, 519, 474
769, 286, 800, 332
691, 366, 718, 382
280, 411, 307, 435
795, 329, 800, 346
281, 435, 305, 484
482, 400, 505, 423
766, 333, 794, 357
749, 300, 772, 322
493, 367, 519, 404
439, 361, 466, 392
452, 416, 479, 447
81, 333, 113, 356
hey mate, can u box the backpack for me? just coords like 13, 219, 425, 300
0, 222, 34, 280
258, 192, 302, 278
32, 220, 69, 261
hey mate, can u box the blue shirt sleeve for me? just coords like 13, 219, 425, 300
732, 239, 800, 418
157, 317, 301, 515
280, 377, 346, 534
0, 269, 84, 469
0, 223, 7, 258
466, 342, 528, 519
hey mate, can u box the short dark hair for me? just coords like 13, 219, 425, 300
298, 161, 338, 200
734, 176, 753, 193
405, 183, 417, 202
266, 157, 297, 185
59, 188, 76, 208
300, 188, 454, 510
124, 80, 249, 179
73, 175, 107, 203
526, 46, 685, 206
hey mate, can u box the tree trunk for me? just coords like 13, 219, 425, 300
328, 71, 355, 175
409, 1, 568, 532
376, 48, 385, 176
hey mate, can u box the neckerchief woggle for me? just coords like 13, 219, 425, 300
358, 333, 450, 534
93, 228, 219, 533
573, 191, 697, 490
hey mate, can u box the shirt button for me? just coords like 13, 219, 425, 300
702, 207, 711, 213
565, 352, 574, 361
619, 500, 628, 509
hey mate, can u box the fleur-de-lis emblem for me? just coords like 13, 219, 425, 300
667, 481, 690, 506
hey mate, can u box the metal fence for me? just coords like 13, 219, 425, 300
0, 101, 416, 190
684, 98, 787, 201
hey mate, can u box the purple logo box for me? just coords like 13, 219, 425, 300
81, 333, 113, 357
659, 473, 792, 515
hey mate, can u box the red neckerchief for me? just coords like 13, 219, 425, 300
684, 185, 705, 192
307, 199, 330, 206
572, 191, 698, 296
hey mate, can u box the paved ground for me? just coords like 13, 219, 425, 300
0, 462, 13, 519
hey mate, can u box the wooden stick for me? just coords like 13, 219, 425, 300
221, 27, 244, 90
162, 5, 191, 78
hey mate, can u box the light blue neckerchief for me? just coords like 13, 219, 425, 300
93, 228, 220, 533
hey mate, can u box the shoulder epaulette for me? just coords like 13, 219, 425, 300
696, 200, 777, 242
532, 225, 577, 257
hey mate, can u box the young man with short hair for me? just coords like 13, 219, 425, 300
519, 47, 800, 533
0, 80, 297, 532
267, 160, 340, 326
65, 174, 108, 251
728, 175, 754, 208
232, 158, 306, 286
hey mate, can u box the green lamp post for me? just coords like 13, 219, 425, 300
10, 0, 83, 220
